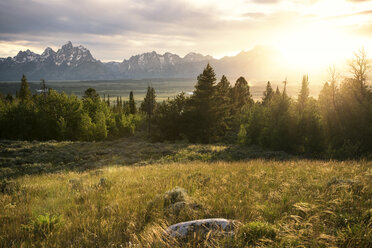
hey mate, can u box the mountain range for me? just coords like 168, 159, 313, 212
0, 41, 283, 81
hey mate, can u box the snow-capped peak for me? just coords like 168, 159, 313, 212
13, 49, 40, 63
55, 41, 96, 66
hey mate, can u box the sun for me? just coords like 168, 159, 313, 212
276, 22, 357, 72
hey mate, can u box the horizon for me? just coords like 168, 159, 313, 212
1, 0, 371, 69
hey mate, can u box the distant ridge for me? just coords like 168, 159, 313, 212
0, 42, 282, 81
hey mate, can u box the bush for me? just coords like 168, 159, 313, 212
0, 179, 20, 194
23, 214, 62, 239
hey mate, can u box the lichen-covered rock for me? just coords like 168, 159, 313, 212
163, 186, 188, 207
145, 187, 205, 223
166, 218, 237, 238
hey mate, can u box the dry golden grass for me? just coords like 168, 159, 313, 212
1, 159, 371, 247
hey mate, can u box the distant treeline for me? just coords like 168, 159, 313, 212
0, 49, 371, 158
0, 77, 141, 141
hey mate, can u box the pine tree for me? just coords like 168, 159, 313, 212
19, 74, 31, 102
5, 93, 13, 102
262, 81, 274, 106
140, 86, 156, 133
232, 76, 253, 111
275, 86, 280, 96
184, 63, 217, 143
214, 75, 232, 138
107, 94, 110, 107
116, 96, 120, 112
129, 91, 137, 114
297, 75, 309, 113
83, 88, 99, 101
282, 77, 288, 98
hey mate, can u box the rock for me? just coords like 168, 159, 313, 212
327, 177, 364, 195
163, 187, 188, 207
98, 177, 110, 188
327, 177, 361, 187
165, 218, 237, 238
145, 187, 204, 222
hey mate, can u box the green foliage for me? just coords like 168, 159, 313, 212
184, 63, 217, 143
262, 81, 274, 106
152, 93, 187, 141
214, 75, 233, 139
19, 74, 31, 102
237, 221, 276, 246
23, 214, 62, 239
232, 76, 253, 112
140, 86, 157, 134
0, 80, 141, 141
129, 91, 137, 114
0, 179, 20, 194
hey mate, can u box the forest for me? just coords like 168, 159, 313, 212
0, 48, 371, 159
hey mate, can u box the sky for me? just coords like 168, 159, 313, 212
0, 0, 371, 68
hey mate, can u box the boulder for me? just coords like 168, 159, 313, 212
166, 218, 237, 238
145, 187, 204, 222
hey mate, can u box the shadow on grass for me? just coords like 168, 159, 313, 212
0, 137, 295, 179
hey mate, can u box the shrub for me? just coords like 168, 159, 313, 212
0, 179, 20, 194
23, 214, 62, 239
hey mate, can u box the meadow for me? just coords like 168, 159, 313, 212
0, 137, 371, 247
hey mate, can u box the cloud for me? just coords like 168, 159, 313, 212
0, 0, 371, 61
250, 0, 279, 3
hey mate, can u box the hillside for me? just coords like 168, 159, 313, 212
0, 138, 371, 247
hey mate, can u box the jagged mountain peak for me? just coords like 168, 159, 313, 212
14, 49, 40, 63
0, 42, 283, 81
61, 41, 73, 50
55, 41, 95, 66
183, 52, 213, 62
41, 47, 56, 57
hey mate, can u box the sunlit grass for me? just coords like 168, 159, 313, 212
1, 159, 371, 247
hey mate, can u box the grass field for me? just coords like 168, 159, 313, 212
0, 138, 371, 247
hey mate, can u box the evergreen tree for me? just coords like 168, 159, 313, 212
116, 96, 120, 112
297, 75, 309, 113
214, 75, 232, 139
262, 81, 274, 106
152, 93, 187, 141
232, 76, 253, 111
282, 78, 288, 98
40, 79, 47, 96
19, 74, 31, 102
5, 93, 13, 102
275, 86, 281, 96
295, 75, 323, 154
184, 63, 217, 143
140, 86, 156, 133
129, 91, 137, 114
83, 88, 100, 101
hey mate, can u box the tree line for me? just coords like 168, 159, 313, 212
0, 77, 141, 141
0, 48, 371, 158
142, 48, 371, 158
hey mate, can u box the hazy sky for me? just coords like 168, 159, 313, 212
0, 0, 371, 64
